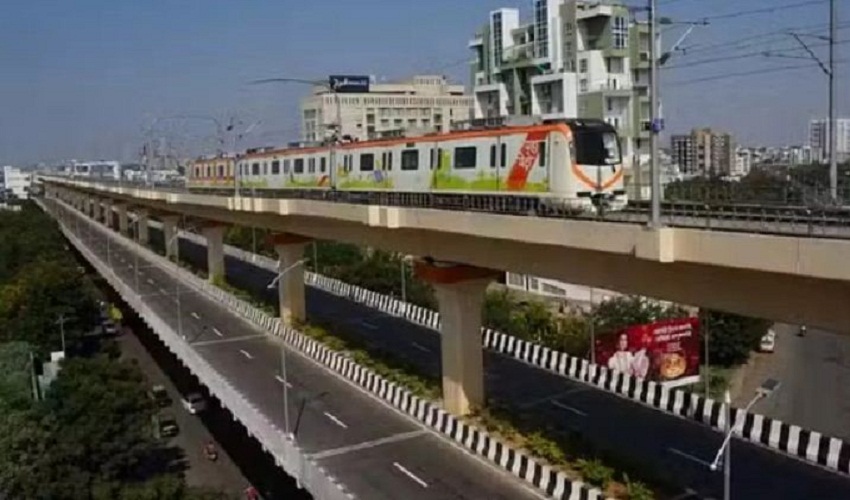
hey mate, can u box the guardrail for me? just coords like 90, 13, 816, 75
37, 197, 354, 500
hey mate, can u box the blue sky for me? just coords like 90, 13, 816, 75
0, 0, 847, 165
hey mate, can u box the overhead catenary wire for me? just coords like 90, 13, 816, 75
664, 59, 849, 86
663, 35, 850, 70
677, 20, 850, 57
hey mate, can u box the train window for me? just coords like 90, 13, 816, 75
387, 151, 393, 171
320, 157, 326, 173
206, 166, 211, 177
251, 163, 259, 176
283, 159, 290, 174
263, 162, 268, 176
308, 158, 316, 173
538, 142, 546, 167
429, 148, 434, 170
489, 145, 496, 168
294, 158, 304, 174
360, 153, 374, 171
271, 160, 280, 175
401, 150, 418, 170
218, 165, 224, 177
453, 146, 477, 169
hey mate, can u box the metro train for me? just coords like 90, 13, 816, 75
59, 160, 122, 180
187, 118, 626, 210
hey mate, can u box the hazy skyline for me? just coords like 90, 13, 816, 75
0, 0, 847, 165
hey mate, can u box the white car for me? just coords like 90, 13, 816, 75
760, 330, 776, 353
181, 392, 206, 414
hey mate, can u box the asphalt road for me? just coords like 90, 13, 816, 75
59, 203, 543, 500
159, 229, 850, 500
740, 324, 850, 442
116, 323, 249, 496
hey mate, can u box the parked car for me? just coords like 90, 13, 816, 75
153, 413, 179, 439
181, 392, 206, 414
760, 330, 776, 353
149, 385, 171, 408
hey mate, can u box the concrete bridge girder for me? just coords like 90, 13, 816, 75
46, 182, 850, 333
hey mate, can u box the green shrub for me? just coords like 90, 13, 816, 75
526, 432, 566, 465
624, 474, 655, 500
576, 458, 615, 489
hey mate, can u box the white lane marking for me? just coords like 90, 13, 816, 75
275, 375, 293, 388
310, 430, 427, 460
147, 278, 154, 285
668, 448, 713, 468
551, 400, 588, 417
359, 321, 379, 330
323, 412, 348, 429
411, 341, 431, 353
239, 349, 253, 360
393, 462, 428, 488
191, 312, 200, 320
212, 327, 224, 337
192, 333, 266, 347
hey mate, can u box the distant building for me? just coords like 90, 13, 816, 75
300, 75, 472, 142
808, 118, 850, 163
2, 166, 31, 200
669, 128, 735, 176
733, 147, 752, 178
468, 0, 653, 170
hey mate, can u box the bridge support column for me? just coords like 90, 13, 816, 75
201, 224, 226, 283
271, 233, 311, 326
116, 205, 129, 236
162, 215, 180, 261
414, 261, 499, 416
102, 199, 113, 228
136, 209, 149, 245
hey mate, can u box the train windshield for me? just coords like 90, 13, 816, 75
573, 130, 621, 166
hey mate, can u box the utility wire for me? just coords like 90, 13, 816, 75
678, 20, 849, 56
663, 36, 850, 70
665, 59, 848, 86
699, 0, 830, 22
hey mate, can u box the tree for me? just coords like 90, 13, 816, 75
0, 341, 36, 412
701, 310, 770, 367
591, 295, 687, 335
42, 356, 156, 483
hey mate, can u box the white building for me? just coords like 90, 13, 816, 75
808, 118, 850, 163
505, 273, 622, 310
469, 0, 653, 170
733, 147, 752, 178
2, 166, 31, 200
301, 75, 472, 142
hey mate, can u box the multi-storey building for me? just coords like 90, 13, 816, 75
808, 118, 850, 163
670, 128, 735, 176
1, 166, 31, 200
468, 0, 652, 169
300, 75, 472, 143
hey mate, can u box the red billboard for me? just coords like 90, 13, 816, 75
594, 317, 700, 383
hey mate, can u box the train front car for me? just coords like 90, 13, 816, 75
559, 119, 626, 211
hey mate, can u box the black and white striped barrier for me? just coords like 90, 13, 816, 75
101, 217, 607, 500
173, 227, 850, 477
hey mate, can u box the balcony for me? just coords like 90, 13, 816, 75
502, 43, 535, 66
468, 34, 484, 48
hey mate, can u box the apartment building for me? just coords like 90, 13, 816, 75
301, 75, 472, 143
808, 118, 850, 163
670, 128, 735, 176
468, 0, 653, 169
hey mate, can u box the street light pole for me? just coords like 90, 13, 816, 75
828, 0, 837, 202
400, 259, 407, 303
648, 0, 662, 227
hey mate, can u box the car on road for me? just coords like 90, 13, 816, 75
102, 320, 118, 336
149, 384, 171, 408
153, 412, 179, 439
181, 392, 206, 414
760, 330, 776, 353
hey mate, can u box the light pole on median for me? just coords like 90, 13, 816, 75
709, 379, 781, 500
399, 255, 414, 304
266, 257, 308, 440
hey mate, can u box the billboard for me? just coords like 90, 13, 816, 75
594, 317, 700, 384
329, 75, 371, 93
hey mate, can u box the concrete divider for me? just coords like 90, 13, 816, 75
178, 230, 850, 477
64, 201, 606, 500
